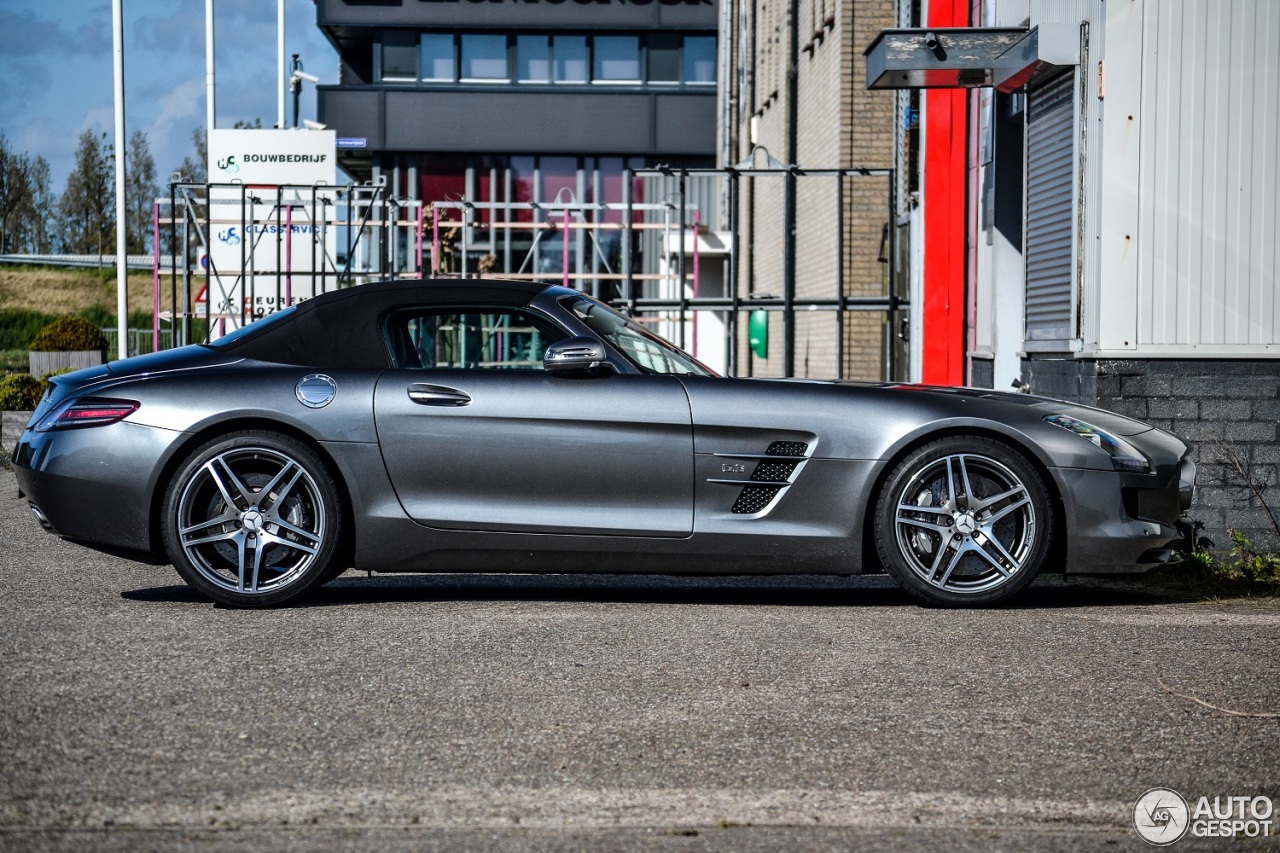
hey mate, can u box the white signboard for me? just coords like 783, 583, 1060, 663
209, 128, 336, 185
201, 129, 338, 332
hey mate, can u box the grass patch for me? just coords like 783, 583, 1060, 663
0, 308, 55, 350
1056, 530, 1280, 604
1174, 531, 1280, 591
0, 348, 29, 372
1130, 531, 1280, 600
0, 264, 162, 316
0, 266, 209, 362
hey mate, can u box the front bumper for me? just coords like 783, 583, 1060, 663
1052, 455, 1196, 574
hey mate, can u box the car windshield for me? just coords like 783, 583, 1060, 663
203, 307, 297, 348
560, 295, 718, 377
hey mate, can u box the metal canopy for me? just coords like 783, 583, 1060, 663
864, 25, 1080, 92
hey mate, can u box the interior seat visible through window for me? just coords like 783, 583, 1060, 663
383, 306, 569, 370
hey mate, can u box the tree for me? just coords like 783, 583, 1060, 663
24, 155, 54, 253
57, 130, 114, 258
0, 132, 33, 253
0, 132, 52, 254
125, 130, 157, 254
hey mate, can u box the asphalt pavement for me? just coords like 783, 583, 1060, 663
1, 469, 1277, 851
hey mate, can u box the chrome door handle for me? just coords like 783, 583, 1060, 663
407, 383, 472, 407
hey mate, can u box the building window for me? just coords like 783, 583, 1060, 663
381, 30, 419, 82
593, 36, 640, 83
517, 36, 551, 83
647, 35, 681, 84
683, 36, 716, 85
421, 34, 455, 82
461, 34, 509, 82
382, 31, 715, 88
554, 36, 588, 83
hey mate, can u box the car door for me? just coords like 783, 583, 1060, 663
373, 305, 694, 537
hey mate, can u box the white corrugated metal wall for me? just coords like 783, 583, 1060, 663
1130, 0, 1280, 352
975, 0, 1276, 361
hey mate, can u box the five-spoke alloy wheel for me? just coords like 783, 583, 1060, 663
874, 436, 1054, 606
162, 431, 346, 607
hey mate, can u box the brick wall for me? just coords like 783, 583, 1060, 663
1023, 356, 1280, 553
728, 0, 895, 380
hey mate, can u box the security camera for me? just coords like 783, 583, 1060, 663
291, 70, 320, 85
302, 119, 327, 130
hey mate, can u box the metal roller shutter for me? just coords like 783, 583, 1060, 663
1023, 71, 1076, 342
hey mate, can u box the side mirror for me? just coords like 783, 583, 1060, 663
544, 336, 608, 374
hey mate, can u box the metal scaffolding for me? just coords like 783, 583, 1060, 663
154, 166, 903, 380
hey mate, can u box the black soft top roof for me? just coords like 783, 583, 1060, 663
214, 278, 550, 368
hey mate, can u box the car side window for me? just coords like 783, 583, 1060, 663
385, 307, 569, 370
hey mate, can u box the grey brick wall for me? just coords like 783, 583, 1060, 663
1022, 357, 1280, 553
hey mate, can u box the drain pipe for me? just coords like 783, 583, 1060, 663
782, 0, 800, 377
719, 0, 734, 223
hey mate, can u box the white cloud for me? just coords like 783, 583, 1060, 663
142, 77, 208, 180
147, 77, 206, 140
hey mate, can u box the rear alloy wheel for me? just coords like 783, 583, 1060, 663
874, 437, 1054, 607
162, 431, 346, 607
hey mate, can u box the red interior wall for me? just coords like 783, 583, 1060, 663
922, 0, 969, 385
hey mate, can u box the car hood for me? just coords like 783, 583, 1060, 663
873, 383, 1156, 436
755, 378, 1156, 436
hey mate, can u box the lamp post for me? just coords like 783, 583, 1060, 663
112, 0, 128, 359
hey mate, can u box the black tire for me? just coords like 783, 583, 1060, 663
873, 436, 1054, 607
318, 561, 351, 585
160, 430, 348, 607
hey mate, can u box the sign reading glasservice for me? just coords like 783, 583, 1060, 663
202, 129, 337, 335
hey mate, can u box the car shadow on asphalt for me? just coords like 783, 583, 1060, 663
121, 573, 1178, 610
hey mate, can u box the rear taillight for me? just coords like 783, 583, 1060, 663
35, 398, 139, 431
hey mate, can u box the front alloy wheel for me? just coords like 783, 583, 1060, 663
874, 437, 1054, 606
162, 431, 346, 607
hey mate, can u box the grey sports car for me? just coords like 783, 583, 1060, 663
12, 279, 1195, 607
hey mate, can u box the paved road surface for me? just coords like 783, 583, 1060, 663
1, 470, 1277, 850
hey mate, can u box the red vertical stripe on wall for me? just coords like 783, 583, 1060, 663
922, 0, 968, 386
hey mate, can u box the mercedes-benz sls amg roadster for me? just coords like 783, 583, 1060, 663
12, 279, 1195, 607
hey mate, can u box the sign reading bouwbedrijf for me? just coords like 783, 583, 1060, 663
202, 129, 338, 335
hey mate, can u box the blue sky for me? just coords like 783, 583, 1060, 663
0, 0, 337, 191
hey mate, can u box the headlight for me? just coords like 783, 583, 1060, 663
1044, 414, 1150, 472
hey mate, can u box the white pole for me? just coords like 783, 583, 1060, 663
112, 0, 128, 360
206, 0, 215, 134
277, 0, 286, 128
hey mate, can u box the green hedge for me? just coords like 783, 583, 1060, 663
31, 316, 109, 352
0, 373, 42, 410
0, 307, 156, 350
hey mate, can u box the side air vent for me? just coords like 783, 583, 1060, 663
752, 460, 798, 482
728, 441, 810, 513
767, 441, 809, 457
732, 485, 781, 514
